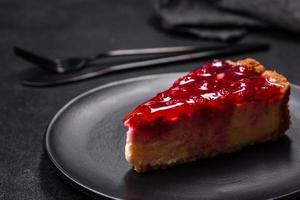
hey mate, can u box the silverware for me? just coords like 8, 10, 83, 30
22, 42, 269, 87
14, 45, 229, 74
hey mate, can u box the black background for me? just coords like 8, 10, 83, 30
1, 0, 300, 199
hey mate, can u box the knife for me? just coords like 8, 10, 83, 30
22, 43, 269, 87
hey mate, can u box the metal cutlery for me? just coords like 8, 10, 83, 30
22, 42, 270, 87
14, 45, 229, 74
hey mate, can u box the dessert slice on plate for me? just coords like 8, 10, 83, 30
123, 58, 290, 172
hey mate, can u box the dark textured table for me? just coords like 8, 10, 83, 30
1, 0, 300, 199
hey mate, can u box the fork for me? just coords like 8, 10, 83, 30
22, 42, 270, 87
14, 45, 230, 74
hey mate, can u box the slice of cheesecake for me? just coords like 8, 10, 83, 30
124, 58, 290, 173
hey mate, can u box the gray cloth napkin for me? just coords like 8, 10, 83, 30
154, 0, 300, 41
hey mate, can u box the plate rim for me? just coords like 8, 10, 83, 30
44, 72, 300, 200
44, 72, 186, 200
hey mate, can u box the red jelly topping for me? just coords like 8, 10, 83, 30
124, 60, 284, 128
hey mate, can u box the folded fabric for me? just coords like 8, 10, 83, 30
154, 0, 300, 41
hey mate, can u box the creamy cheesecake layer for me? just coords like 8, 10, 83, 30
126, 98, 289, 172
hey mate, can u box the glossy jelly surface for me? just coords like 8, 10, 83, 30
124, 60, 284, 128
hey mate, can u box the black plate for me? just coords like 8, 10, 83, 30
45, 73, 300, 200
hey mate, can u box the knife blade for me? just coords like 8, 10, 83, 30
22, 43, 269, 87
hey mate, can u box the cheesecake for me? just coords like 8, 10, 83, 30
123, 58, 290, 172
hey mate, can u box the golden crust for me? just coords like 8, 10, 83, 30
132, 123, 290, 173
133, 131, 283, 173
237, 58, 291, 134
236, 58, 265, 74
237, 58, 289, 88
